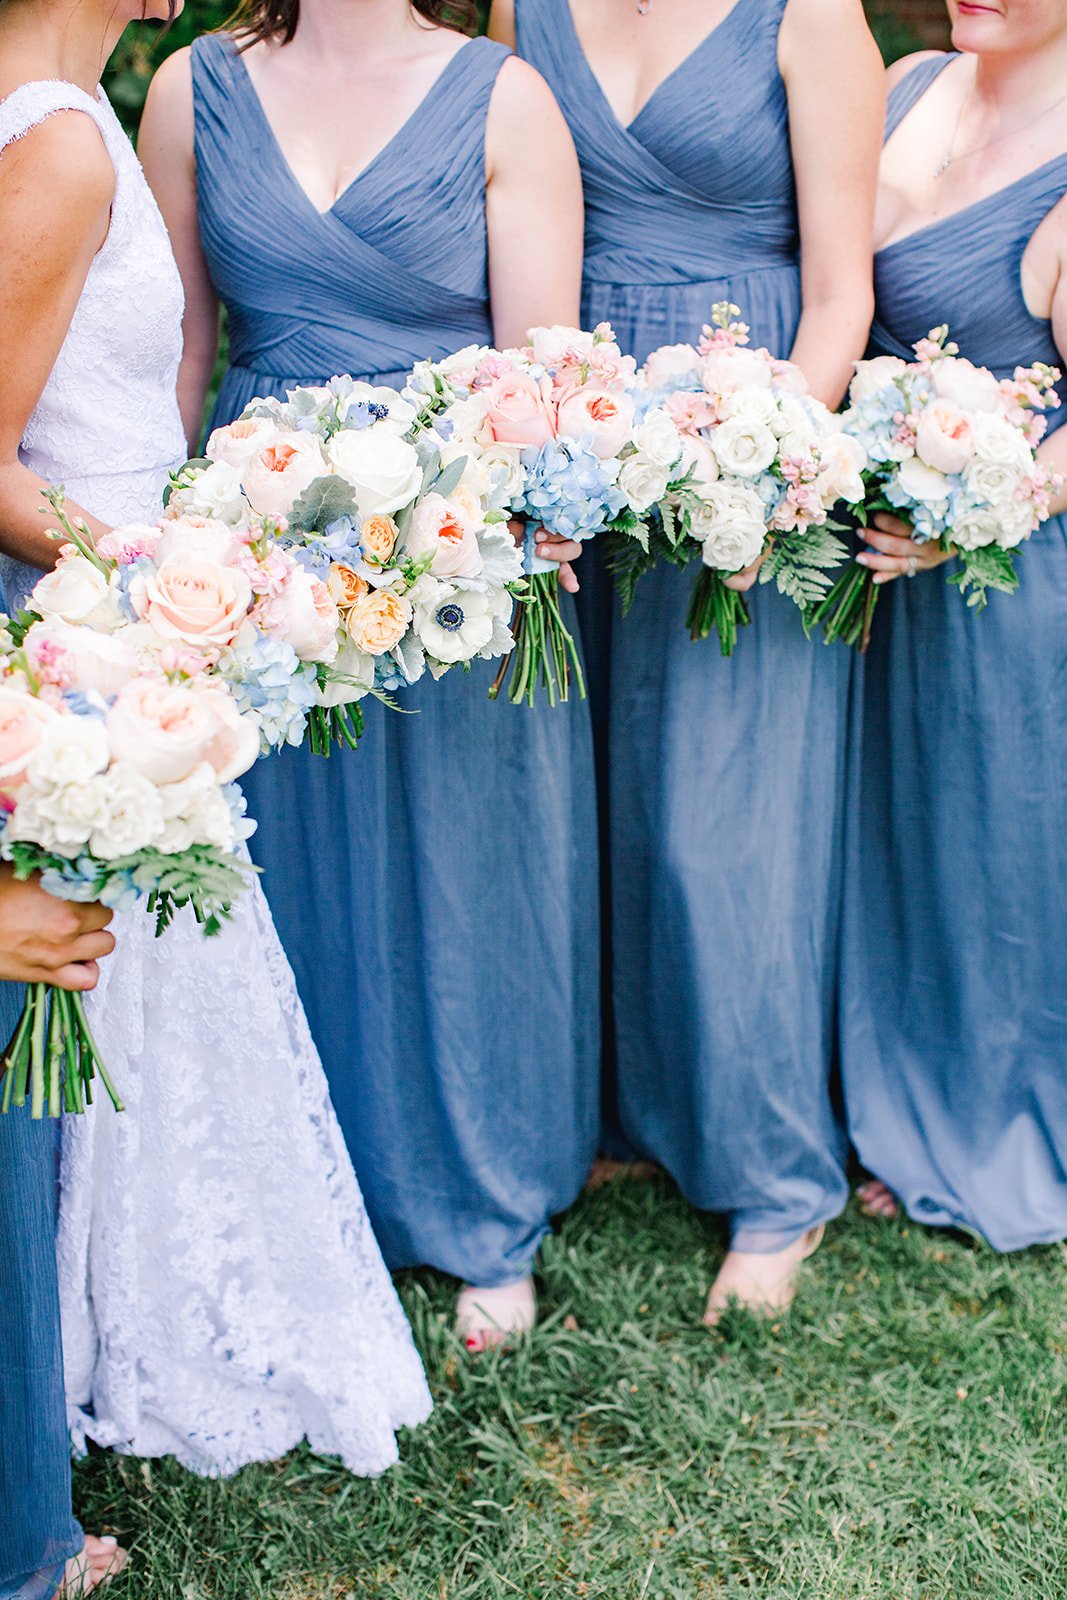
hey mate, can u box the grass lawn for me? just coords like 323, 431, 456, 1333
72, 1172, 1067, 1599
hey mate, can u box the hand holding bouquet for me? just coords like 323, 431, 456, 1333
811, 327, 1063, 650
0, 497, 258, 1117
613, 303, 865, 655
169, 376, 523, 745
413, 326, 640, 706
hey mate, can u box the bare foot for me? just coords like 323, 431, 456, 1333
62, 1536, 127, 1595
857, 1179, 899, 1219
704, 1225, 825, 1327
455, 1276, 536, 1354
585, 1157, 659, 1193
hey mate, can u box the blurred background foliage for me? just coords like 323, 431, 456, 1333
103, 2, 927, 139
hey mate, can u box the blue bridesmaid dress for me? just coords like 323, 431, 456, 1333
840, 55, 1067, 1251
518, 0, 851, 1248
191, 33, 599, 1286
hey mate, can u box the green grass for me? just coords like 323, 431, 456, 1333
73, 1174, 1067, 1599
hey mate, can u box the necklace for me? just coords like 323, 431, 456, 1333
933, 79, 1067, 179
636, 0, 651, 13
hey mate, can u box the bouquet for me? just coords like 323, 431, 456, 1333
609, 303, 866, 655
0, 499, 258, 1118
168, 376, 523, 744
412, 326, 641, 705
811, 327, 1063, 651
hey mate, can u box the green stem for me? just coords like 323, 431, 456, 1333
29, 983, 47, 1118
69, 990, 124, 1112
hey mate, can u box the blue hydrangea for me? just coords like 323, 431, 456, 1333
515, 438, 628, 541
221, 635, 318, 751
286, 515, 363, 575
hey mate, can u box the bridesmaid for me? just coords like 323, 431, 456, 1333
141, 0, 598, 1347
839, 2, 1067, 1249
496, 0, 883, 1320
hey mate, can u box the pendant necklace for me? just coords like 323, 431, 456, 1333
934, 80, 1067, 179
636, 0, 652, 13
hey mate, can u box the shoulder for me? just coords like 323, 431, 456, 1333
0, 106, 114, 217
143, 44, 194, 122
779, 0, 884, 69
488, 54, 563, 124
884, 48, 947, 92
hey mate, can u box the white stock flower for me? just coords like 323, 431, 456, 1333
9, 777, 111, 857
89, 762, 166, 857
711, 417, 778, 479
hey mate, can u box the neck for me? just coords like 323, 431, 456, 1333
287, 0, 427, 62
0, 0, 126, 94
970, 39, 1067, 114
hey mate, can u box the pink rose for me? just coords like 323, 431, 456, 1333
107, 679, 258, 787
643, 344, 700, 389
155, 515, 242, 567
699, 346, 774, 402
483, 370, 556, 448
242, 431, 326, 518
258, 569, 340, 662
554, 386, 635, 459
914, 398, 977, 475
205, 416, 280, 469
403, 493, 485, 578
128, 556, 252, 653
0, 686, 58, 799
24, 617, 141, 699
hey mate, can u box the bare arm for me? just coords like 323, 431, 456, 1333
485, 56, 583, 346
140, 48, 220, 455
1038, 259, 1067, 517
0, 115, 114, 568
486, 0, 516, 48
779, 0, 884, 407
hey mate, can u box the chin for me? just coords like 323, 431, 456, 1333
949, 10, 1008, 51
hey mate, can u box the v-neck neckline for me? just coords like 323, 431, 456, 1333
233, 35, 478, 219
559, 0, 753, 135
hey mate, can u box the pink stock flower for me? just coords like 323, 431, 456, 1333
157, 644, 212, 678
96, 523, 162, 565
664, 390, 719, 434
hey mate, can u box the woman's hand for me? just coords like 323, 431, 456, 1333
0, 868, 114, 990
510, 519, 583, 594
725, 547, 771, 593
855, 512, 954, 585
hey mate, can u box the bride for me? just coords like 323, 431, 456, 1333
0, 0, 430, 1480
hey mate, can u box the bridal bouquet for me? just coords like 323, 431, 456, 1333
167, 376, 523, 746
811, 327, 1063, 650
609, 303, 865, 655
412, 325, 644, 705
0, 506, 258, 1117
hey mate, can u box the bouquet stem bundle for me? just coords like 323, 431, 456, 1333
491, 572, 585, 707
685, 567, 751, 655
2, 984, 120, 1118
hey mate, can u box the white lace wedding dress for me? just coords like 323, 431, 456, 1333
0, 81, 431, 1476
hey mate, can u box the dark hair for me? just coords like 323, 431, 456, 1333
224, 0, 479, 50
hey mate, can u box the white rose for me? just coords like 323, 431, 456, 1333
27, 715, 109, 790
971, 411, 1033, 470
711, 417, 778, 478
413, 582, 495, 665
963, 454, 1023, 508
242, 431, 328, 519
931, 356, 1002, 414
632, 409, 682, 470
435, 344, 491, 379
618, 453, 671, 514
156, 762, 236, 854
772, 392, 821, 447
325, 429, 422, 517
849, 355, 907, 404
692, 482, 767, 572
724, 387, 780, 430
643, 343, 700, 389
480, 440, 525, 506
530, 325, 594, 365
817, 433, 867, 505
205, 416, 280, 470
24, 617, 141, 698
89, 762, 166, 858
31, 557, 123, 633
993, 497, 1035, 550
155, 516, 242, 567
181, 460, 248, 523
950, 504, 1004, 551
895, 456, 951, 506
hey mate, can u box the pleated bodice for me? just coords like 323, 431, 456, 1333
192, 32, 507, 415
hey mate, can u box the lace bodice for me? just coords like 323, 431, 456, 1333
0, 80, 186, 524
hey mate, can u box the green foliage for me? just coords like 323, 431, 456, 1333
287, 476, 360, 534
760, 522, 851, 610
103, 1, 232, 138
72, 1176, 1067, 1598
950, 543, 1021, 610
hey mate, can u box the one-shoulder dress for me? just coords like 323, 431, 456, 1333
192, 32, 600, 1286
840, 54, 1067, 1251
518, 0, 850, 1247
